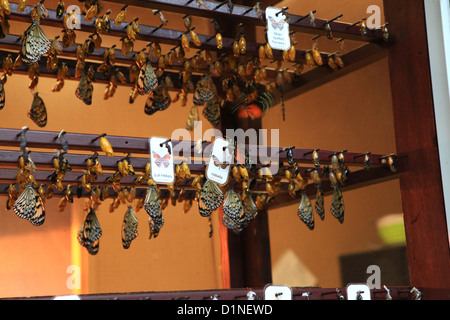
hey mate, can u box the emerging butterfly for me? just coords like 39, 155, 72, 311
144, 185, 164, 239
152, 151, 171, 168
122, 206, 138, 249
77, 207, 102, 255
198, 179, 224, 217
21, 4, 51, 64
298, 191, 314, 230
75, 72, 93, 105
269, 16, 285, 31
28, 92, 47, 127
137, 60, 158, 95
13, 184, 46, 226
212, 155, 230, 169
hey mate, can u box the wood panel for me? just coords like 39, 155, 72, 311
384, 0, 450, 299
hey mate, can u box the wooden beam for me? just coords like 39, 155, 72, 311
384, 0, 450, 299
0, 128, 390, 166
1, 285, 414, 300
268, 154, 408, 210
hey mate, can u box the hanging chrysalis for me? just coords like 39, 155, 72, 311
17, 0, 29, 12
312, 42, 323, 66
328, 54, 338, 71
102, 9, 112, 33
238, 35, 246, 55
0, 0, 11, 15
305, 50, 315, 67
6, 184, 18, 210
324, 22, 332, 39
84, 2, 98, 22
56, 1, 65, 19
211, 20, 223, 49
13, 184, 46, 226
360, 18, 368, 37
95, 134, 114, 157
309, 10, 316, 26
61, 28, 76, 48
288, 42, 296, 62
386, 154, 397, 172
28, 92, 47, 127
298, 191, 314, 230
114, 5, 128, 25
334, 53, 345, 69
382, 23, 390, 42
0, 76, 5, 110
232, 40, 240, 58
122, 206, 138, 249
77, 207, 102, 255
190, 28, 201, 47
144, 186, 164, 239
126, 20, 137, 41
294, 63, 303, 76
363, 152, 371, 170
264, 42, 273, 59
186, 105, 200, 131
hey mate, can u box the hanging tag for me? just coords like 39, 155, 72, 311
53, 295, 81, 300
150, 137, 175, 184
346, 283, 372, 300
264, 284, 292, 300
265, 7, 291, 51
205, 137, 233, 186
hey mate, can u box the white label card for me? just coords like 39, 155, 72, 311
150, 137, 175, 184
265, 6, 291, 51
264, 285, 292, 300
346, 284, 372, 300
206, 138, 233, 186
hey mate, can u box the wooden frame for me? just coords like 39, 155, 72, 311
383, 0, 450, 299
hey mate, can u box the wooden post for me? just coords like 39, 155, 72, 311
216, 3, 273, 286
384, 0, 450, 299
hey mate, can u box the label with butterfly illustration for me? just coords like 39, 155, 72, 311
265, 6, 291, 51
150, 137, 175, 184
206, 137, 233, 186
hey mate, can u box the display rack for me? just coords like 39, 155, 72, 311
3, 286, 420, 300
0, 0, 449, 300
0, 127, 406, 200
0, 1, 388, 96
